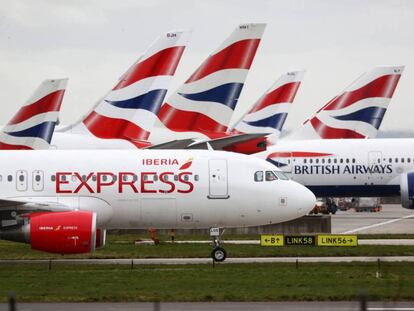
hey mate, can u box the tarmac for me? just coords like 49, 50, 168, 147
1, 301, 414, 311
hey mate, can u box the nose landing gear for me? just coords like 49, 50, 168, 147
210, 227, 227, 262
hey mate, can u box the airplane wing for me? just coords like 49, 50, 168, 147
148, 133, 269, 154
0, 198, 71, 212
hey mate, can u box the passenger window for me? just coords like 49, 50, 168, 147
309, 159, 313, 164
123, 174, 128, 182
303, 159, 307, 164
153, 175, 158, 181
352, 159, 356, 163
51, 175, 55, 182
133, 175, 138, 181
402, 158, 405, 163
389, 158, 392, 163
254, 171, 264, 182
321, 159, 325, 164
195, 174, 199, 181
92, 175, 97, 182
71, 175, 76, 182
395, 158, 399, 163
265, 171, 278, 181
82, 175, 86, 181
274, 171, 289, 180
174, 175, 179, 181
0, 175, 2, 182
102, 175, 108, 182
408, 158, 411, 163
340, 159, 343, 164
346, 159, 349, 163
315, 159, 319, 164
19, 175, 24, 182
112, 175, 117, 182
334, 159, 337, 164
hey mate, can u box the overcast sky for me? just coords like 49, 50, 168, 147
1, 0, 413, 134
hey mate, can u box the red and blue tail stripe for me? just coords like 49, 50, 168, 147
292, 66, 404, 140
157, 24, 266, 137
232, 71, 303, 136
0, 79, 67, 150
63, 31, 189, 145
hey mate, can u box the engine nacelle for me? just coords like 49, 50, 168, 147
95, 228, 106, 249
224, 137, 267, 155
0, 211, 97, 254
400, 172, 414, 209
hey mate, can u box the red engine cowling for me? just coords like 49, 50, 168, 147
223, 137, 267, 155
29, 211, 97, 254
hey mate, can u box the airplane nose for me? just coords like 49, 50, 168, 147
288, 181, 316, 216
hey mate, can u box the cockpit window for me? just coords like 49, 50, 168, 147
265, 171, 278, 181
254, 171, 264, 182
274, 171, 289, 180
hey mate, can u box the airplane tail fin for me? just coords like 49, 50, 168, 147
288, 66, 404, 140
231, 70, 304, 137
61, 30, 190, 142
0, 79, 67, 150
157, 23, 266, 137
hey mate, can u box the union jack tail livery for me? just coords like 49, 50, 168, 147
288, 66, 404, 140
231, 71, 304, 137
0, 79, 67, 150
156, 23, 266, 138
61, 30, 190, 146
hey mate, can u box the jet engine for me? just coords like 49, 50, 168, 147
400, 172, 414, 209
0, 211, 97, 254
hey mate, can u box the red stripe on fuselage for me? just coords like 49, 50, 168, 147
113, 46, 186, 90
8, 90, 65, 125
267, 151, 333, 158
83, 111, 150, 142
185, 39, 261, 83
0, 142, 32, 150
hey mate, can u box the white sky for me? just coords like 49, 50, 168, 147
0, 0, 413, 133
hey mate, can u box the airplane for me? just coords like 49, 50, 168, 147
0, 149, 315, 261
0, 79, 67, 150
152, 23, 266, 144
254, 138, 414, 210
285, 66, 404, 140
52, 29, 190, 149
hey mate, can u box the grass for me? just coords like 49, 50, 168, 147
0, 262, 413, 302
1, 233, 414, 260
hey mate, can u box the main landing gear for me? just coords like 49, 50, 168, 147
210, 227, 227, 262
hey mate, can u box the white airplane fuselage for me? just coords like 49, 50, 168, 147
256, 138, 414, 201
1, 149, 315, 229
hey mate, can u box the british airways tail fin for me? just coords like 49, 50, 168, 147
231, 70, 304, 137
287, 66, 404, 140
61, 30, 190, 143
156, 23, 266, 138
0, 79, 67, 150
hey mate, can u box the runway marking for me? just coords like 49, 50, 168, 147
2, 256, 414, 265
342, 213, 414, 234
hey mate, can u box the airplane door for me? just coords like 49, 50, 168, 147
208, 159, 229, 199
16, 170, 28, 192
32, 170, 44, 191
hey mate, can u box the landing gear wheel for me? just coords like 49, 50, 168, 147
211, 247, 227, 262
